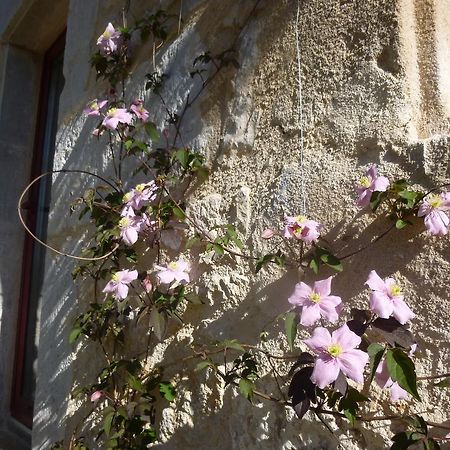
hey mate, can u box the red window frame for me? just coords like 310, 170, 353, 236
11, 31, 66, 428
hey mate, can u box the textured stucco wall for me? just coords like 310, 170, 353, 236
26, 0, 450, 449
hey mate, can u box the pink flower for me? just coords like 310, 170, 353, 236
90, 390, 105, 402
365, 270, 414, 325
304, 324, 369, 388
355, 164, 389, 207
118, 216, 141, 246
103, 269, 138, 300
155, 258, 190, 285
418, 192, 450, 236
102, 108, 133, 130
375, 344, 416, 401
288, 276, 342, 326
97, 23, 121, 54
123, 181, 158, 210
130, 99, 150, 122
84, 99, 107, 116
284, 215, 321, 243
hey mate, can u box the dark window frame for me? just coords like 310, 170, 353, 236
11, 31, 66, 428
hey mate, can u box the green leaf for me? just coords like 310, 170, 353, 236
424, 439, 441, 450
222, 339, 245, 352
285, 312, 299, 352
195, 360, 212, 372
212, 243, 225, 255
126, 373, 144, 392
338, 387, 367, 426
370, 190, 387, 212
174, 149, 189, 169
172, 206, 186, 219
159, 382, 176, 401
398, 190, 420, 208
103, 411, 115, 437
309, 256, 319, 274
69, 327, 83, 344
390, 431, 422, 450
386, 348, 420, 400
315, 247, 343, 272
434, 377, 450, 388
406, 414, 427, 434
144, 122, 159, 142
239, 378, 254, 402
395, 219, 410, 229
367, 343, 385, 383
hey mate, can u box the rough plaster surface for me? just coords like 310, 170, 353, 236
9, 0, 448, 448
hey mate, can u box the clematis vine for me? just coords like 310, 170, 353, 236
103, 269, 138, 300
418, 192, 450, 236
365, 270, 414, 325
288, 276, 342, 326
130, 99, 150, 122
97, 22, 121, 54
355, 164, 389, 207
304, 324, 369, 388
284, 215, 321, 243
123, 181, 158, 210
84, 99, 107, 116
102, 107, 133, 130
155, 258, 190, 285
375, 344, 417, 401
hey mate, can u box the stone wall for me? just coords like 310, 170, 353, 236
2, 0, 450, 449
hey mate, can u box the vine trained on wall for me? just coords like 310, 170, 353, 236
18, 3, 450, 449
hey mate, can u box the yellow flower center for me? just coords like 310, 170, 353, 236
119, 217, 130, 228
107, 108, 117, 117
327, 343, 343, 358
136, 184, 145, 192
429, 194, 442, 209
293, 227, 304, 238
112, 273, 119, 282
123, 192, 132, 202
310, 292, 321, 303
390, 284, 402, 297
359, 176, 371, 188
103, 30, 111, 39
168, 262, 178, 271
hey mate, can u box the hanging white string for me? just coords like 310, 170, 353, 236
295, 0, 307, 215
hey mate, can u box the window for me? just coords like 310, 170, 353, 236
11, 33, 65, 428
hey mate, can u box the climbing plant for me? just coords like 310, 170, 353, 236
18, 2, 450, 449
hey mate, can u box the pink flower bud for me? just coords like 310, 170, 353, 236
143, 277, 153, 293
261, 228, 275, 239
90, 390, 104, 402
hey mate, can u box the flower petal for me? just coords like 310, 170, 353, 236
366, 270, 387, 292
390, 382, 409, 401
119, 270, 138, 284
288, 282, 311, 306
319, 299, 341, 323
370, 291, 394, 318
392, 298, 415, 324
314, 276, 332, 297
372, 176, 389, 192
116, 283, 129, 299
311, 357, 340, 389
304, 327, 332, 354
332, 324, 361, 350
337, 349, 368, 384
300, 304, 321, 326
424, 210, 449, 236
